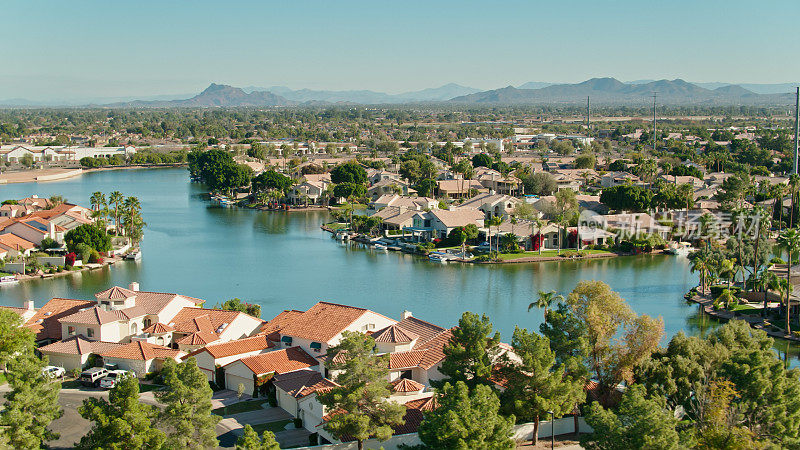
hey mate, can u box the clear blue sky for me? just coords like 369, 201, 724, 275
1, 0, 797, 101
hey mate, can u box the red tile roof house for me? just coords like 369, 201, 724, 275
221, 346, 320, 396
57, 284, 206, 344
167, 307, 265, 353
37, 335, 125, 371
273, 368, 338, 428
100, 341, 184, 376
183, 335, 274, 384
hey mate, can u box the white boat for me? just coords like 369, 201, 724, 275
0, 275, 19, 285
665, 242, 693, 256
374, 243, 388, 251
125, 251, 142, 261
428, 252, 449, 263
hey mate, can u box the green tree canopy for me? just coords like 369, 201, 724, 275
155, 358, 220, 449
582, 385, 683, 450
417, 381, 514, 450
252, 170, 293, 193
215, 297, 261, 318
0, 353, 63, 448
437, 312, 501, 390
600, 184, 654, 212
0, 309, 34, 371
235, 424, 280, 450
318, 331, 405, 450
497, 327, 585, 445
330, 161, 368, 185
76, 375, 165, 450
65, 223, 112, 253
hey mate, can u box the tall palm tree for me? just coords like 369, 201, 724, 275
690, 255, 710, 294
109, 191, 123, 235
718, 259, 736, 289
533, 217, 545, 255
778, 228, 800, 333
790, 174, 800, 229
760, 270, 780, 317
528, 290, 563, 325
89, 191, 106, 212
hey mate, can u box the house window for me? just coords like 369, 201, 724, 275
87, 328, 94, 338
67, 326, 75, 336
281, 336, 293, 347
130, 323, 138, 334
310, 342, 322, 353
400, 370, 412, 380
143, 318, 152, 329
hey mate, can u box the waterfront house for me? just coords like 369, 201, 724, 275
166, 307, 265, 352
221, 346, 320, 396
436, 179, 486, 198
381, 312, 452, 386
37, 335, 125, 371
371, 207, 418, 232
288, 180, 329, 205
600, 171, 642, 188
370, 194, 437, 212
406, 208, 485, 240
459, 193, 521, 219
0, 233, 36, 257
367, 178, 416, 200
273, 369, 338, 428
100, 341, 184, 376
185, 334, 274, 383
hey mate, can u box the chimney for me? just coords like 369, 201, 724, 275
402, 310, 413, 320
128, 282, 140, 292
25, 300, 34, 310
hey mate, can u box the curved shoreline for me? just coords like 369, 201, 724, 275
0, 164, 186, 184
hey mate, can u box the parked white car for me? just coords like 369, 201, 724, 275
42, 366, 66, 379
99, 370, 135, 389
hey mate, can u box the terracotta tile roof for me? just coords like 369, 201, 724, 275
322, 395, 438, 440
38, 335, 125, 356
187, 335, 272, 359
59, 306, 131, 325
278, 301, 371, 342
394, 317, 446, 346
94, 286, 205, 315
405, 395, 439, 412
259, 310, 305, 340
24, 298, 96, 341
388, 329, 452, 370
96, 286, 137, 300
176, 331, 218, 346
230, 346, 319, 375
390, 378, 425, 393
273, 369, 338, 399
372, 324, 418, 344
101, 341, 182, 361
143, 322, 174, 334
169, 308, 244, 333
388, 351, 426, 369
0, 233, 36, 251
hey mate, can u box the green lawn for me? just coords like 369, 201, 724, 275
495, 249, 612, 261
213, 399, 270, 416
61, 379, 81, 389
324, 222, 348, 231
138, 383, 164, 393
251, 419, 293, 435
730, 304, 762, 315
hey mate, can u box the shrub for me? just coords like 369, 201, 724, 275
65, 252, 77, 266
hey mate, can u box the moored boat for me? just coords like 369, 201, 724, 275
0, 275, 19, 285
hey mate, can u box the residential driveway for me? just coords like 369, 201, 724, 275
275, 428, 313, 448
212, 389, 252, 409
217, 407, 295, 449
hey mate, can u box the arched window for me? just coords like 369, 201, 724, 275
130, 322, 138, 335
157, 336, 164, 345
143, 318, 152, 329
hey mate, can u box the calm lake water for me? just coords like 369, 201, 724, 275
3, 167, 792, 359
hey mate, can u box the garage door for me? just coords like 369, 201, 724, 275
226, 374, 254, 396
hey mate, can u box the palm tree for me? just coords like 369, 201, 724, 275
533, 217, 545, 255
487, 216, 503, 255
777, 228, 800, 333
89, 191, 106, 212
690, 255, 710, 294
718, 259, 736, 289
790, 174, 800, 228
109, 191, 123, 235
759, 270, 780, 317
528, 290, 564, 325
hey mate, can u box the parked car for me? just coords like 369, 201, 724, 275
99, 370, 135, 389
42, 366, 66, 379
79, 367, 108, 387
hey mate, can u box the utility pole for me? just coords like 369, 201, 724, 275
652, 92, 657, 153
586, 96, 590, 137
794, 86, 799, 175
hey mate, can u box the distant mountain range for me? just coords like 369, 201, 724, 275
450, 78, 794, 106
1, 78, 796, 107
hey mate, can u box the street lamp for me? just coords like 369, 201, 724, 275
548, 410, 554, 450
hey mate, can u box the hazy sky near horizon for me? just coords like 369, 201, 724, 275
2, 0, 798, 101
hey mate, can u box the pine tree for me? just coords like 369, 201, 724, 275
317, 331, 405, 450
235, 424, 280, 450
76, 375, 165, 449
0, 353, 63, 448
0, 309, 34, 371
417, 381, 514, 449
437, 311, 500, 390
155, 358, 220, 449
498, 327, 585, 445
